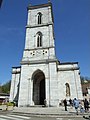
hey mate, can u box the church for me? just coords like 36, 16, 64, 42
9, 1, 83, 107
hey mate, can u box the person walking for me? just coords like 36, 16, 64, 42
73, 98, 79, 115
69, 98, 73, 106
63, 99, 67, 111
84, 98, 89, 112
79, 100, 84, 113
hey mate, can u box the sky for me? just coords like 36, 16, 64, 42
0, 0, 90, 84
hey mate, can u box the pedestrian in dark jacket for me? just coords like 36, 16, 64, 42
84, 98, 89, 112
63, 99, 67, 111
69, 98, 73, 106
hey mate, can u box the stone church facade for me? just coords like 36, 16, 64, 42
9, 2, 83, 107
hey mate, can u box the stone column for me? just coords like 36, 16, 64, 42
9, 73, 16, 102
30, 79, 34, 105
45, 78, 50, 107
27, 78, 30, 106
27, 78, 34, 106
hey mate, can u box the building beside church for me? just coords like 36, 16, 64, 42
9, 2, 83, 107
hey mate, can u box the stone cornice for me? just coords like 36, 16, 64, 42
12, 71, 21, 74
12, 66, 21, 69
26, 22, 53, 28
57, 67, 79, 71
57, 62, 79, 71
24, 46, 55, 51
27, 2, 52, 10
12, 66, 21, 74
20, 59, 57, 65
60, 62, 78, 65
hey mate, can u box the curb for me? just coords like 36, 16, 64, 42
10, 111, 89, 118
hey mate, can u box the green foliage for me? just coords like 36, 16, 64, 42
0, 102, 14, 106
0, 86, 2, 93
0, 80, 11, 94
0, 102, 2, 105
7, 102, 14, 106
81, 76, 90, 84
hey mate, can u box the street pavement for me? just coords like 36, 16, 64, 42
0, 113, 31, 120
0, 112, 88, 120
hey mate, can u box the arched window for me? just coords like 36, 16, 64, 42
37, 32, 42, 47
65, 83, 70, 97
37, 12, 42, 24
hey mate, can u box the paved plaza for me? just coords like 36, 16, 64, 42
0, 111, 89, 120
12, 106, 89, 116
0, 114, 87, 120
0, 106, 90, 120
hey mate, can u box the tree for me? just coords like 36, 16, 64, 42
81, 76, 90, 84
1, 80, 11, 94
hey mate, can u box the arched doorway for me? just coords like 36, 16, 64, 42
39, 79, 45, 105
32, 70, 45, 105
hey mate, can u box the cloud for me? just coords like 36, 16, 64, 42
0, 25, 21, 32
0, 25, 24, 36
7, 27, 19, 31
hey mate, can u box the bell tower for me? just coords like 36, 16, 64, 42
10, 1, 83, 107
21, 2, 56, 64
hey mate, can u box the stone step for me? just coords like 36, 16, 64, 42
27, 105, 45, 107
